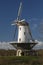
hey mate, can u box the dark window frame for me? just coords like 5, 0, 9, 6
20, 27, 21, 30
19, 38, 21, 41
24, 32, 25, 35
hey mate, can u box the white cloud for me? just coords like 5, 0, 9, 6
0, 42, 16, 50
33, 40, 43, 50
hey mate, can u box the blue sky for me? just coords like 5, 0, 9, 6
0, 0, 43, 42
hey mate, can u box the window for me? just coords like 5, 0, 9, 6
24, 32, 25, 35
19, 38, 21, 41
20, 27, 21, 30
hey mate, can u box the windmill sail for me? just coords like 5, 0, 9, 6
17, 2, 22, 21
11, 2, 22, 40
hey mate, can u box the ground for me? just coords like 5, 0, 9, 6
0, 56, 43, 65
0, 49, 43, 65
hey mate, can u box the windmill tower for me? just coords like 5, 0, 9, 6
10, 2, 37, 56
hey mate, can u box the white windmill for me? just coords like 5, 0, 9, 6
11, 2, 34, 43
10, 2, 37, 56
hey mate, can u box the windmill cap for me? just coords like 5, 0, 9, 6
16, 21, 29, 26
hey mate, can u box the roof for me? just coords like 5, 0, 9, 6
15, 21, 29, 26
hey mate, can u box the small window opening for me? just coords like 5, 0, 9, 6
19, 38, 21, 41
20, 28, 21, 30
24, 32, 25, 35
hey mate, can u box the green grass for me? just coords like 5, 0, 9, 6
0, 56, 42, 60
0, 56, 43, 65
